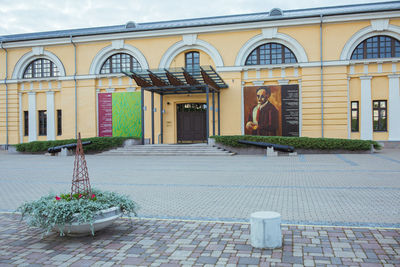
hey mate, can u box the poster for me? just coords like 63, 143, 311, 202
98, 92, 142, 137
243, 85, 299, 137
98, 93, 112, 137
112, 92, 142, 137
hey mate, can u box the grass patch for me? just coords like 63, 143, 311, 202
211, 135, 380, 151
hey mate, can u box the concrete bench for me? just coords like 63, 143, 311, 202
250, 211, 282, 249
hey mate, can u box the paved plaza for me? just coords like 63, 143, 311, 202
0, 149, 399, 265
0, 214, 399, 266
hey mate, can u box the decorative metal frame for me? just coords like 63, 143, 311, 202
71, 133, 92, 197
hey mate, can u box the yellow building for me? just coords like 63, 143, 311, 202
1, 1, 400, 148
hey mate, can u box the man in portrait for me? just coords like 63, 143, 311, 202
245, 87, 279, 136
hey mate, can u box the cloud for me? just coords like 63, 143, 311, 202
0, 0, 384, 35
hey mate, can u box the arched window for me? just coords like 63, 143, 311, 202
185, 51, 200, 73
100, 53, 141, 74
23, 58, 59, 78
245, 43, 297, 65
351, 35, 400, 60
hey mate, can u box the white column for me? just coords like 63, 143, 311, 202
241, 81, 245, 135
19, 93, 23, 143
388, 75, 400, 140
298, 79, 302, 137
46, 91, 55, 140
347, 77, 351, 139
28, 92, 37, 142
360, 76, 373, 140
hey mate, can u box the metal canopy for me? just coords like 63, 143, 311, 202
122, 66, 225, 145
122, 65, 228, 95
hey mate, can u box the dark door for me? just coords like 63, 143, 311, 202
177, 103, 207, 143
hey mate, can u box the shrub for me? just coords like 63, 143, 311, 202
16, 136, 138, 153
211, 135, 381, 151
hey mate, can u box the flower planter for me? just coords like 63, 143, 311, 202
54, 206, 122, 236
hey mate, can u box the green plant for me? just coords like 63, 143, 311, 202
16, 136, 139, 153
211, 135, 381, 151
18, 188, 139, 236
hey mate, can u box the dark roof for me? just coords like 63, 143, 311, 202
1, 1, 399, 43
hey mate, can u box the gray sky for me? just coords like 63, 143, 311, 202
0, 0, 384, 36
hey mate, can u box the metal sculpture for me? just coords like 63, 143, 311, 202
71, 133, 92, 197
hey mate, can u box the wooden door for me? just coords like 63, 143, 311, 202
177, 103, 206, 143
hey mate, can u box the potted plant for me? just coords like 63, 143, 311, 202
18, 189, 138, 236
17, 133, 138, 236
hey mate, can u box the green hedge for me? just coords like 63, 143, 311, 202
16, 136, 138, 153
211, 135, 381, 151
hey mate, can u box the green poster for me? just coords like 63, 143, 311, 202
112, 92, 142, 137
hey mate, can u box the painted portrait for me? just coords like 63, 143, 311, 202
244, 86, 282, 136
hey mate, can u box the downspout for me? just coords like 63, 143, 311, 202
1, 41, 9, 149
320, 14, 324, 138
70, 35, 77, 139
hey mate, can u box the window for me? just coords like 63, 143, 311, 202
373, 100, 387, 132
23, 58, 59, 78
24, 111, 29, 136
57, 110, 62, 136
185, 51, 200, 73
245, 43, 297, 65
100, 53, 141, 74
351, 101, 359, 132
351, 35, 400, 60
38, 110, 47, 136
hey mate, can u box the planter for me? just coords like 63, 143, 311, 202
54, 206, 122, 236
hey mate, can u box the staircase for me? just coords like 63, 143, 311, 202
99, 143, 235, 156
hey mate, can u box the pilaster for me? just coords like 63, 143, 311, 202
46, 91, 55, 140
388, 75, 400, 140
28, 92, 37, 142
360, 76, 372, 140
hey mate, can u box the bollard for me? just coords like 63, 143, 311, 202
250, 211, 282, 249
265, 147, 278, 157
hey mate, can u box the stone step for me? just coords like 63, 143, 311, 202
100, 144, 234, 156
99, 153, 234, 156
105, 148, 228, 151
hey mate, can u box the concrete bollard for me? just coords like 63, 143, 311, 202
250, 211, 282, 249
59, 148, 74, 156
265, 147, 278, 157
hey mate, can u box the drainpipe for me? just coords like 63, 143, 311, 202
70, 35, 77, 139
320, 14, 324, 138
1, 41, 9, 149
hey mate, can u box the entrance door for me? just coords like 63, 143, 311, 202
177, 103, 207, 143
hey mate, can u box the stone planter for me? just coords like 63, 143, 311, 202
54, 206, 122, 236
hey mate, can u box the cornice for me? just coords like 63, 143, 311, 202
1, 11, 399, 49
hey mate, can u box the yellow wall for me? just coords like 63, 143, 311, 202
0, 13, 399, 145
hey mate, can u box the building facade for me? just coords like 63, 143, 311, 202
0, 2, 400, 147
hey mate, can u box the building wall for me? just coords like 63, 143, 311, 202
1, 10, 400, 146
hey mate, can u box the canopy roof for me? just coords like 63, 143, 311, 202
122, 65, 228, 95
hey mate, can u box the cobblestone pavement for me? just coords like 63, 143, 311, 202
0, 150, 399, 227
1, 149, 400, 266
0, 214, 399, 266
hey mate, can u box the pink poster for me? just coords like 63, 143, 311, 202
98, 93, 112, 137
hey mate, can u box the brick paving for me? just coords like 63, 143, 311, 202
1, 150, 400, 227
0, 214, 399, 266
0, 149, 399, 265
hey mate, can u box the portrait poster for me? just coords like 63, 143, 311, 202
243, 85, 299, 137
